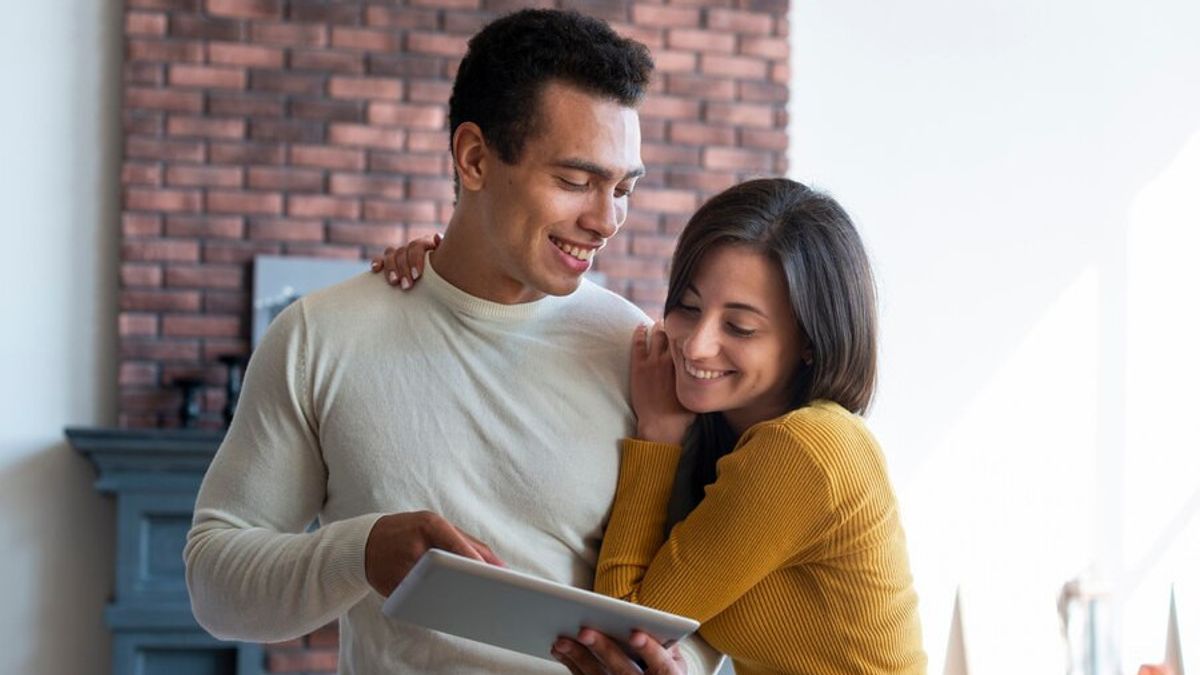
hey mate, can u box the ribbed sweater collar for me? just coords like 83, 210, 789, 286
422, 252, 560, 322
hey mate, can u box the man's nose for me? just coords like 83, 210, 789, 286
581, 191, 620, 239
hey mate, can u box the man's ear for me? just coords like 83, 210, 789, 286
452, 122, 488, 192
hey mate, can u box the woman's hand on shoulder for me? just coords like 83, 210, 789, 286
370, 232, 441, 290
630, 323, 694, 446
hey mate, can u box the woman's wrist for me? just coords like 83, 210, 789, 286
635, 421, 686, 446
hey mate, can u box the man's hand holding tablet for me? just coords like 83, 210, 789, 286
381, 549, 696, 673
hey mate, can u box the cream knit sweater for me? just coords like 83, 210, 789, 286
185, 264, 719, 673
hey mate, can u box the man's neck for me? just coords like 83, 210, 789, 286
428, 218, 545, 305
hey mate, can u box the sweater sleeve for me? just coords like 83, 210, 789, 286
184, 301, 385, 642
595, 422, 835, 623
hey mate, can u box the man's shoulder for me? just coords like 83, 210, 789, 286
565, 278, 650, 328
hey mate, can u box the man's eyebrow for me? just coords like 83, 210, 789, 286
553, 158, 646, 182
685, 284, 768, 318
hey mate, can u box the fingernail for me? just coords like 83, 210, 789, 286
579, 632, 595, 646
400, 277, 412, 290
411, 267, 420, 280
388, 271, 398, 284
630, 633, 646, 648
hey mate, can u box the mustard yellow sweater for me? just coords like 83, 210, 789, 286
595, 400, 926, 675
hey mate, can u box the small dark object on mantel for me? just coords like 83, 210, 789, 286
174, 377, 205, 428
218, 355, 248, 428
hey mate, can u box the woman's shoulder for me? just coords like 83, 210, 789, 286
743, 401, 880, 472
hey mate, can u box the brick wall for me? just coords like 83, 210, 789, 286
119, 0, 787, 666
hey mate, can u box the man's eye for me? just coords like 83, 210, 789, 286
558, 177, 588, 190
615, 186, 634, 198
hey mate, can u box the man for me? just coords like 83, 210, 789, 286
185, 9, 718, 675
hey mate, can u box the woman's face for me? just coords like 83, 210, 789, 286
663, 244, 810, 433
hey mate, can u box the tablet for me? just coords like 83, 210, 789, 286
381, 549, 700, 662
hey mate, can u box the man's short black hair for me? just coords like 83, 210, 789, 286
449, 9, 654, 167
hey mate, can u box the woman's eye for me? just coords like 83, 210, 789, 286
727, 323, 756, 338
677, 303, 700, 314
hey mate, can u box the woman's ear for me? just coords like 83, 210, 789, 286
451, 122, 488, 192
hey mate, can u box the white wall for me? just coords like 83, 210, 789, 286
790, 1, 1200, 672
0, 1, 121, 673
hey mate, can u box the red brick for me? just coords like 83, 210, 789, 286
169, 14, 243, 41
406, 130, 448, 152
127, 38, 206, 63
740, 128, 788, 151
163, 315, 240, 338
640, 96, 701, 120
738, 80, 787, 103
641, 143, 701, 166
119, 361, 160, 387
283, 243, 362, 259
367, 102, 445, 129
705, 101, 775, 128
250, 70, 325, 96
652, 50, 698, 74
328, 173, 406, 199
669, 122, 736, 146
167, 115, 246, 140
203, 241, 282, 263
119, 337, 201, 361
771, 61, 788, 84
631, 5, 700, 28
328, 123, 405, 150
207, 190, 284, 215
630, 187, 697, 215
666, 28, 736, 53
165, 215, 245, 239
364, 6, 439, 29
248, 218, 326, 242
631, 234, 681, 258
124, 111, 163, 136
289, 98, 362, 122
126, 11, 167, 36
126, 137, 204, 163
667, 169, 738, 193
202, 338, 249, 361
407, 177, 453, 200
122, 213, 163, 237
205, 292, 250, 315
640, 118, 667, 143
594, 256, 667, 281
123, 239, 201, 262
367, 152, 444, 175
289, 0, 362, 23
126, 86, 204, 112
290, 144, 365, 171
122, 263, 164, 287
247, 167, 324, 192
207, 42, 284, 68
368, 53, 443, 79
250, 22, 328, 47
249, 118, 325, 143
327, 222, 404, 247
665, 73, 736, 100
123, 161, 162, 186
700, 53, 768, 79
288, 195, 361, 219
662, 213, 692, 235
208, 92, 285, 117
362, 200, 439, 223
165, 165, 243, 188
412, 0, 477, 8
702, 146, 773, 171
119, 314, 160, 337
407, 79, 452, 104
121, 289, 203, 312
331, 27, 401, 52
125, 62, 164, 86
290, 49, 364, 74
739, 35, 787, 60
126, 187, 203, 213
329, 76, 403, 101
406, 32, 468, 57
165, 264, 244, 289
169, 64, 247, 89
204, 0, 282, 19
706, 8, 772, 34
210, 141, 286, 165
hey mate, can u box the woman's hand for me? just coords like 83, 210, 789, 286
370, 233, 442, 289
630, 323, 694, 446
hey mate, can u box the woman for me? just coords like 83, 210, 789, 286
375, 178, 926, 674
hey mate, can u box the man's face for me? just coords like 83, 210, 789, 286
476, 82, 644, 303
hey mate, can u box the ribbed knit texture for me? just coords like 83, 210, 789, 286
596, 400, 927, 674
